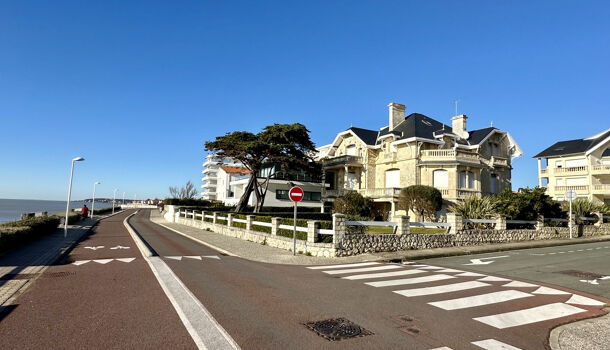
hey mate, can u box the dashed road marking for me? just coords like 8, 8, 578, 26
72, 260, 91, 266
478, 276, 511, 282
472, 338, 522, 349
429, 290, 533, 311
116, 258, 136, 263
456, 272, 486, 277
366, 274, 455, 288
84, 246, 105, 250
342, 269, 425, 280
166, 256, 183, 261
93, 259, 114, 264
184, 256, 203, 260
473, 303, 586, 329
110, 245, 130, 250
307, 262, 379, 270
323, 265, 402, 275
394, 281, 490, 297
502, 281, 538, 288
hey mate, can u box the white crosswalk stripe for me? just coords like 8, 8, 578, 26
478, 276, 511, 282
366, 274, 455, 287
394, 281, 490, 297
307, 262, 379, 270
428, 290, 533, 310
532, 286, 570, 295
456, 271, 485, 277
342, 269, 426, 280
565, 294, 606, 306
502, 281, 538, 288
473, 303, 586, 329
322, 265, 402, 275
472, 338, 522, 349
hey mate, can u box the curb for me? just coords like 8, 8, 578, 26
123, 211, 154, 257
151, 220, 237, 257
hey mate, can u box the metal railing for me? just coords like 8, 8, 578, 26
322, 155, 363, 168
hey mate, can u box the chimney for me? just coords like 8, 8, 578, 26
451, 114, 468, 139
388, 103, 406, 130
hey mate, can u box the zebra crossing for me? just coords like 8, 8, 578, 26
307, 262, 607, 350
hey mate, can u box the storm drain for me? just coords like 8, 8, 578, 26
558, 270, 603, 279
43, 271, 76, 279
305, 317, 373, 341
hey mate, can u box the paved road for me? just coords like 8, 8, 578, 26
0, 210, 195, 349
419, 240, 610, 299
128, 210, 609, 349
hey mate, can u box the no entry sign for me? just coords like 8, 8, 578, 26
289, 186, 304, 202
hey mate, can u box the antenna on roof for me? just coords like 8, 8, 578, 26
453, 99, 460, 115
491, 121, 493, 127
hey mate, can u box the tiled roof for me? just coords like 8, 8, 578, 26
533, 129, 610, 158
348, 127, 379, 146
220, 166, 250, 174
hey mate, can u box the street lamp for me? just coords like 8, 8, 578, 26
91, 181, 101, 218
112, 188, 118, 214
64, 157, 85, 237
123, 192, 125, 205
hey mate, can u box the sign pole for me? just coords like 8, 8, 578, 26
569, 195, 573, 239
293, 201, 297, 256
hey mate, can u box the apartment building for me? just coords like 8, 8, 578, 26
200, 154, 243, 200
534, 129, 610, 204
316, 102, 522, 217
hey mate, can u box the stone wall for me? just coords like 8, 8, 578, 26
335, 224, 610, 257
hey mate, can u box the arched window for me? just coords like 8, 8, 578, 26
385, 169, 400, 188
433, 169, 448, 188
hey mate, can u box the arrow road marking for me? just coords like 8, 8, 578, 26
110, 245, 130, 250
580, 279, 600, 285
84, 246, 105, 250
464, 255, 509, 265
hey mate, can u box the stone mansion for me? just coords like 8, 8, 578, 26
315, 102, 522, 217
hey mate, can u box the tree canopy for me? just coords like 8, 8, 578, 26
494, 187, 564, 220
168, 180, 198, 200
398, 185, 443, 221
204, 123, 318, 212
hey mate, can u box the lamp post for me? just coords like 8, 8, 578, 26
134, 194, 137, 208
64, 157, 85, 237
112, 189, 118, 214
123, 192, 125, 205
91, 181, 101, 218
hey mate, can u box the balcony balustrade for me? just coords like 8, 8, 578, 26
592, 184, 610, 193
420, 149, 479, 163
490, 156, 509, 167
553, 166, 588, 176
592, 164, 610, 175
321, 155, 363, 168
554, 185, 589, 194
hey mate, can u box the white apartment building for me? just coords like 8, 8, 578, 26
201, 154, 243, 200
535, 129, 610, 204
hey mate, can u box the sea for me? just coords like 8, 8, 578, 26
0, 198, 115, 224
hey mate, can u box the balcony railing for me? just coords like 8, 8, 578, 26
554, 185, 589, 193
456, 189, 481, 199
357, 188, 402, 199
490, 156, 509, 167
592, 184, 610, 193
554, 166, 588, 175
592, 164, 610, 174
420, 149, 479, 162
540, 168, 548, 175
321, 155, 363, 168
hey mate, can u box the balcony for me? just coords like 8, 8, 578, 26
357, 188, 401, 199
592, 184, 610, 194
321, 155, 363, 169
201, 176, 216, 182
553, 166, 588, 176
554, 185, 589, 194
420, 150, 480, 164
201, 183, 217, 189
490, 156, 509, 167
202, 166, 219, 174
456, 188, 481, 199
592, 164, 610, 175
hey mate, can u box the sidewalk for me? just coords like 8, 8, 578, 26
0, 211, 123, 307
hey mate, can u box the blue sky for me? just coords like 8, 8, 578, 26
1, 1, 608, 200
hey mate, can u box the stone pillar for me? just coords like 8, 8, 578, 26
390, 201, 396, 218
495, 216, 507, 230
332, 213, 346, 248
246, 215, 254, 231
594, 211, 603, 227
536, 215, 545, 230
271, 217, 280, 236
307, 220, 319, 243
201, 211, 205, 222
227, 213, 233, 227
213, 212, 218, 224
394, 215, 409, 235
446, 213, 463, 233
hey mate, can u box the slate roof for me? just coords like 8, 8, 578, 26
345, 113, 498, 146
533, 129, 610, 158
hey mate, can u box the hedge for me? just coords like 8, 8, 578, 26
0, 216, 63, 255
232, 214, 247, 229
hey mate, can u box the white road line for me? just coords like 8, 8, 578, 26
532, 286, 570, 295
548, 252, 556, 255
365, 274, 455, 287
185, 256, 203, 260
567, 251, 574, 253
472, 338, 522, 350
116, 258, 136, 263
93, 259, 113, 264
430, 347, 453, 350
565, 294, 606, 306
72, 260, 91, 266
577, 249, 584, 251
394, 281, 490, 297
342, 269, 426, 280
323, 265, 402, 275
474, 303, 586, 329
502, 281, 538, 288
478, 276, 511, 282
429, 290, 533, 310
203, 255, 221, 260
419, 266, 445, 270
307, 262, 380, 270
165, 256, 183, 261
437, 268, 463, 273
457, 272, 486, 277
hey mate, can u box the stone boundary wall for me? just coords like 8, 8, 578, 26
171, 215, 336, 258
336, 225, 610, 257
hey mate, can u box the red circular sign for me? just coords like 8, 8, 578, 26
288, 186, 304, 202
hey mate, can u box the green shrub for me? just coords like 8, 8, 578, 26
450, 196, 497, 229
251, 215, 272, 234
398, 185, 442, 221
495, 187, 564, 220
333, 191, 373, 219
0, 216, 62, 255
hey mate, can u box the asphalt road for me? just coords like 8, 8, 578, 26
128, 210, 609, 350
420, 240, 610, 299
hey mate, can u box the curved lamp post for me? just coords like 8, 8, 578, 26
91, 181, 101, 218
64, 157, 85, 237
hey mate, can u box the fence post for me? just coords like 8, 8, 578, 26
271, 217, 280, 236
394, 215, 409, 235
246, 215, 254, 231
307, 220, 319, 243
213, 212, 218, 224
191, 210, 195, 221
332, 213, 346, 248
227, 213, 233, 227
446, 213, 462, 233
201, 211, 205, 222
495, 216, 507, 230
536, 215, 545, 230
594, 211, 603, 227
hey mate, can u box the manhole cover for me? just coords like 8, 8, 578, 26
558, 270, 603, 279
43, 271, 76, 278
305, 317, 373, 341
